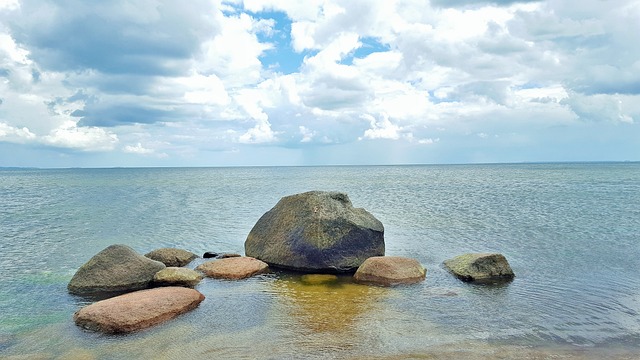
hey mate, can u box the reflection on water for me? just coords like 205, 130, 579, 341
2, 273, 640, 359
271, 273, 388, 339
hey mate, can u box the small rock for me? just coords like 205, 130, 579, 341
73, 287, 205, 334
443, 253, 515, 282
354, 256, 426, 286
300, 274, 339, 285
68, 244, 166, 295
203, 251, 219, 258
144, 248, 197, 267
153, 267, 203, 288
196, 257, 268, 280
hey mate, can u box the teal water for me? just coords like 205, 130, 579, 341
1, 163, 639, 359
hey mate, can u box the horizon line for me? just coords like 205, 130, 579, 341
1, 160, 638, 170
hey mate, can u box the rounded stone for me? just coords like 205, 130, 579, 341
354, 256, 426, 286
443, 253, 515, 282
68, 244, 166, 295
196, 257, 269, 280
73, 287, 205, 334
144, 248, 198, 267
153, 267, 203, 288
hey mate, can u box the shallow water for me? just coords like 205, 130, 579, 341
1, 163, 639, 359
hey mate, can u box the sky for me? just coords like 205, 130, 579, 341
0, 0, 639, 167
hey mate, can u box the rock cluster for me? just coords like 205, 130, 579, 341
69, 243, 267, 334
68, 190, 516, 335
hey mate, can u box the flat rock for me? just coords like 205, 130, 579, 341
196, 257, 268, 280
144, 248, 197, 267
245, 191, 385, 272
353, 256, 426, 286
68, 244, 166, 295
73, 287, 205, 334
153, 267, 203, 288
443, 253, 515, 282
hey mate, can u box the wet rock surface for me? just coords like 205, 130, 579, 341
144, 248, 198, 267
73, 287, 205, 334
153, 267, 203, 288
245, 191, 384, 272
68, 244, 166, 295
196, 257, 269, 280
443, 253, 515, 282
354, 256, 426, 286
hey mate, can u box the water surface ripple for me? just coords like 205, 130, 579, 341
1, 163, 639, 358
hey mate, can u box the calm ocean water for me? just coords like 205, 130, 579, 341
1, 163, 639, 359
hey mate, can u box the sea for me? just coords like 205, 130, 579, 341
0, 163, 639, 359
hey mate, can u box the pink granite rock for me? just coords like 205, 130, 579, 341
73, 287, 204, 334
196, 257, 268, 280
354, 256, 426, 286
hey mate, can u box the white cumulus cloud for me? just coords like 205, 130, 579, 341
0, 0, 638, 166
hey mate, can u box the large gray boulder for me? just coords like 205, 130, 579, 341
245, 191, 384, 272
68, 244, 166, 295
73, 287, 205, 334
443, 253, 515, 282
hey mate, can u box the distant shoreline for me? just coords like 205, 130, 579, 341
1, 160, 639, 171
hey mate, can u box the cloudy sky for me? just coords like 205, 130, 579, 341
0, 0, 638, 167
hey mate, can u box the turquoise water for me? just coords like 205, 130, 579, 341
1, 163, 639, 359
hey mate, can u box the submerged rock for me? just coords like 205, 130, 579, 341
153, 267, 203, 288
443, 253, 514, 282
68, 244, 166, 295
144, 248, 198, 267
196, 257, 269, 280
0, 333, 15, 351
245, 191, 385, 272
59, 348, 97, 360
1, 354, 52, 360
203, 251, 219, 259
275, 277, 388, 334
73, 287, 204, 334
300, 274, 339, 286
354, 256, 426, 286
